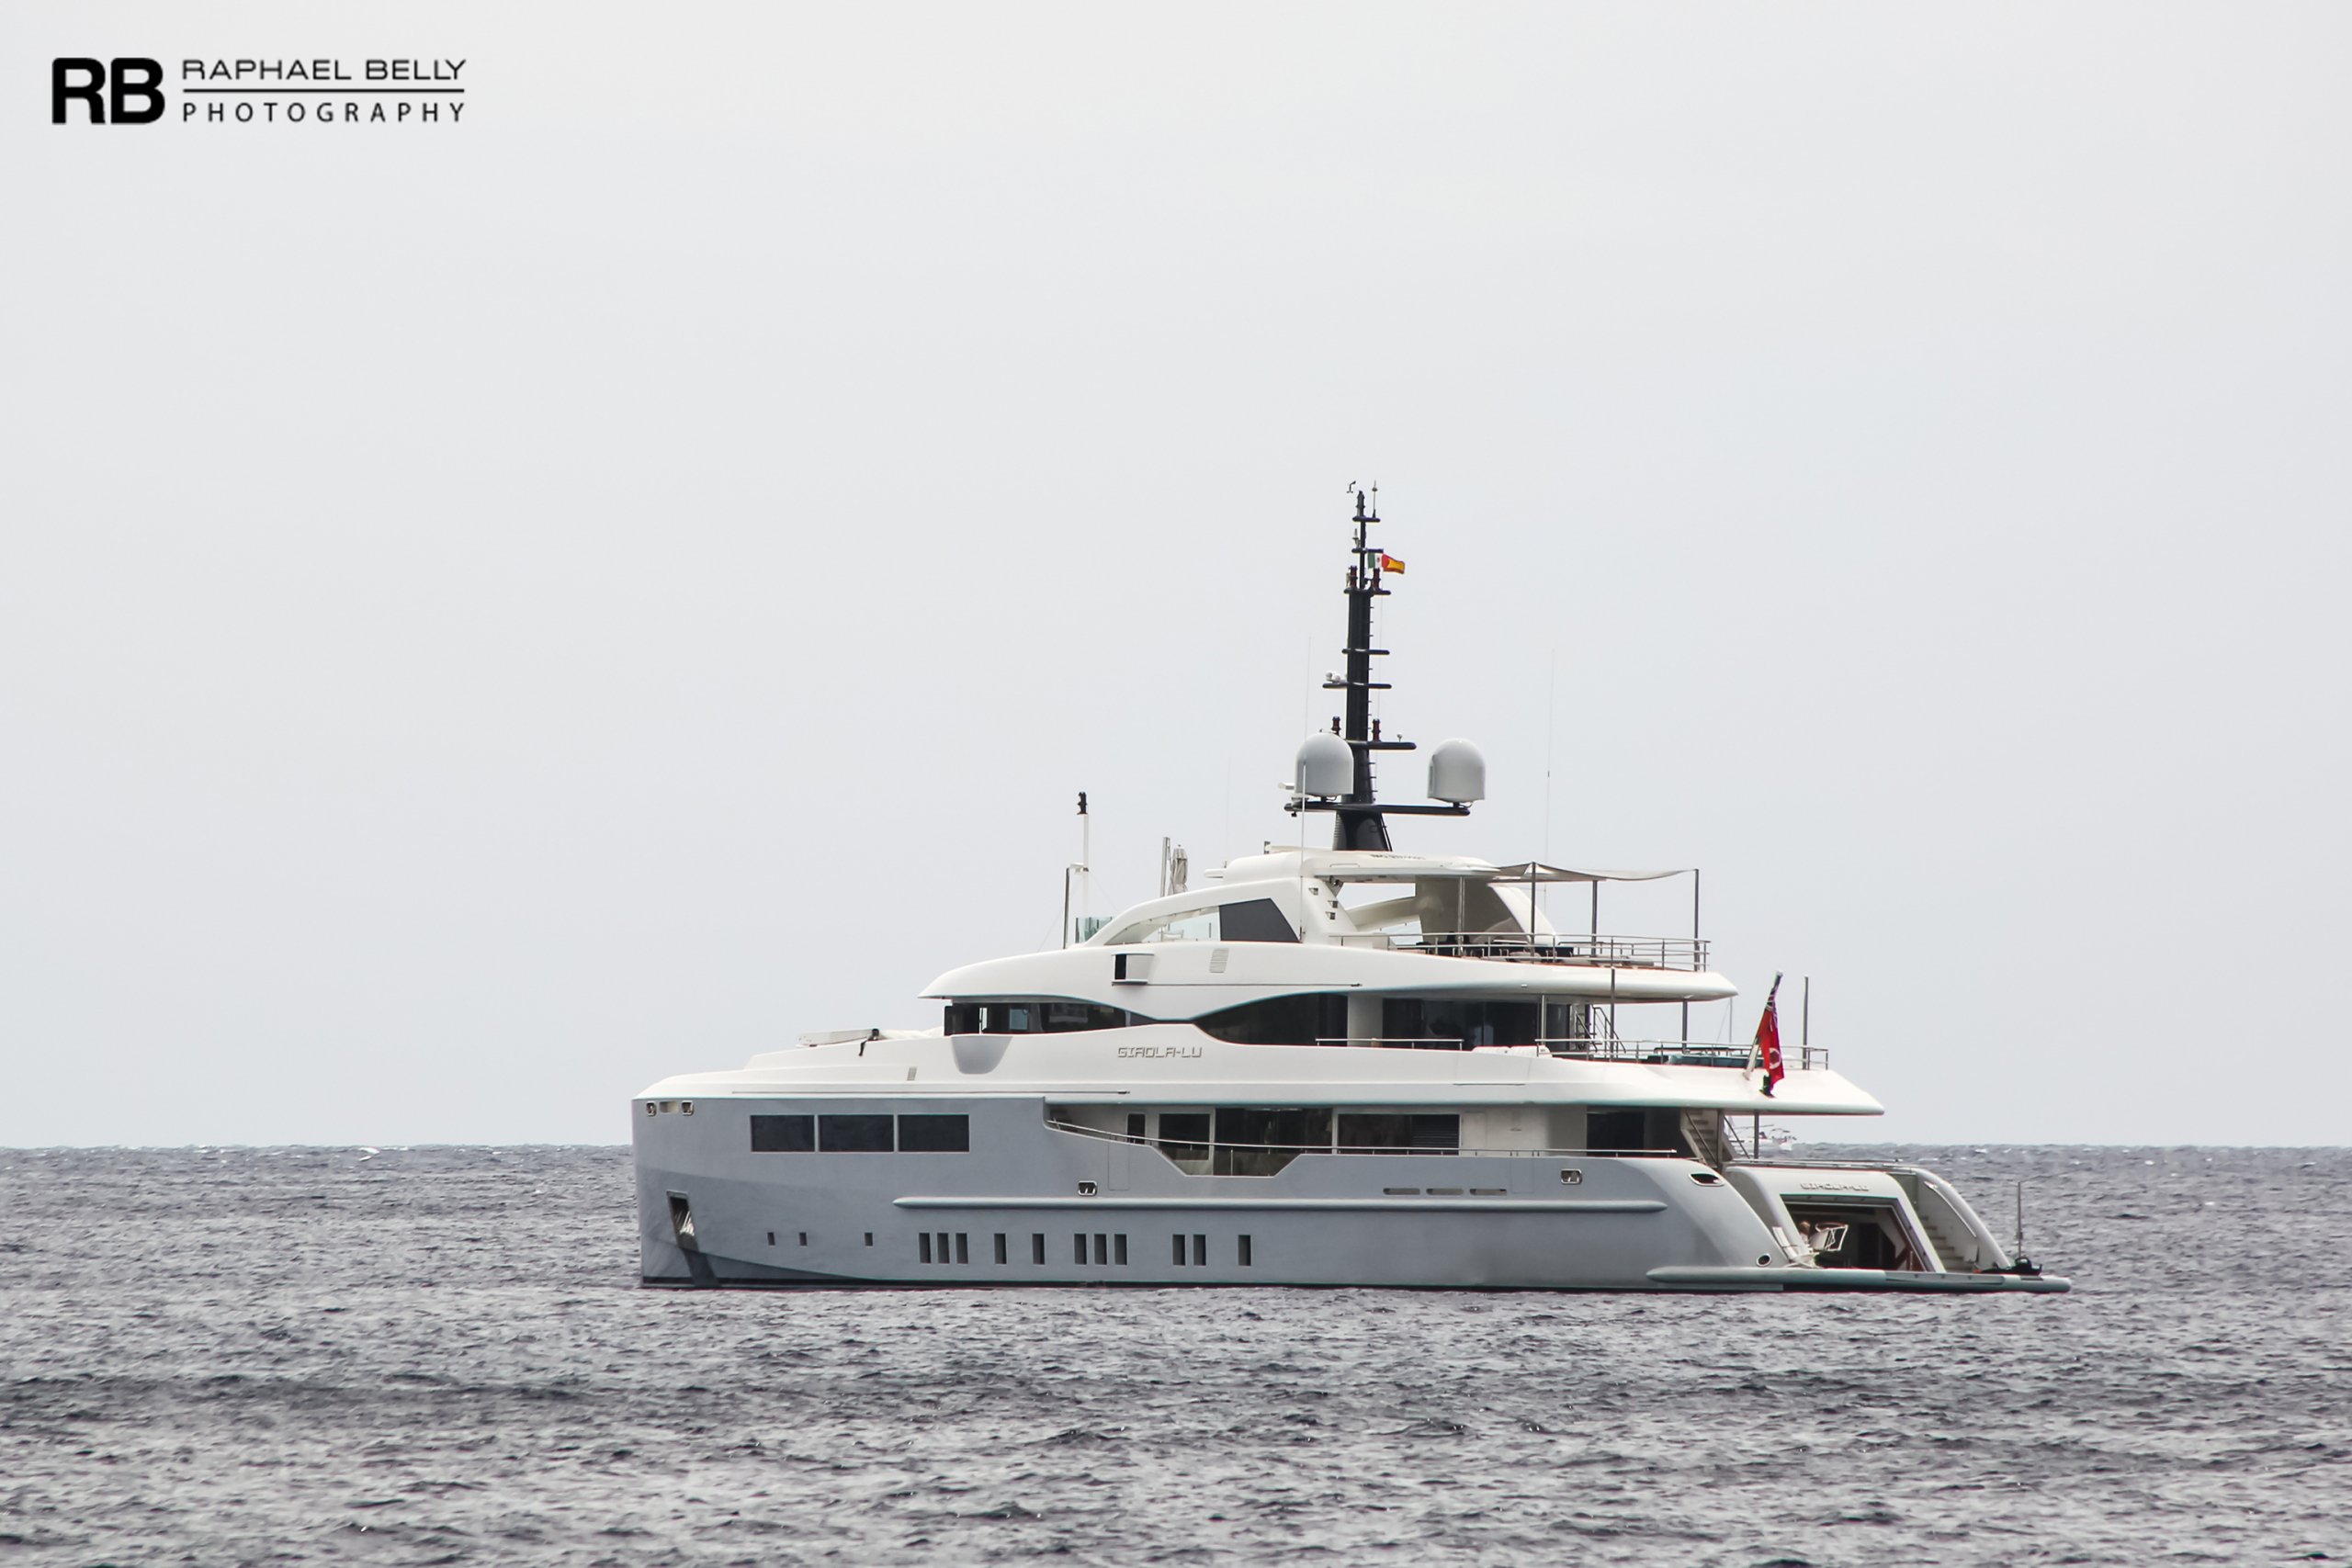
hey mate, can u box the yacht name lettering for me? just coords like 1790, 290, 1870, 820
1795, 1180, 1872, 1193
1116, 1045, 1204, 1059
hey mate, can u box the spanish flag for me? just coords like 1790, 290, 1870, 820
1380, 553, 1406, 574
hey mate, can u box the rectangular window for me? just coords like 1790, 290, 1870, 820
1032, 1234, 1046, 1265
819, 1113, 894, 1152
955, 1234, 969, 1264
994, 1234, 1008, 1265
1238, 1235, 1252, 1267
898, 1113, 969, 1153
1074, 1234, 1089, 1264
797, 1232, 808, 1247
937, 1231, 950, 1261
766, 1231, 775, 1247
1192, 1235, 1207, 1267
1158, 1111, 1211, 1163
1337, 1112, 1459, 1153
1127, 1112, 1148, 1141
1094, 1233, 1108, 1265
750, 1114, 815, 1152
920, 1233, 933, 1264
865, 1233, 874, 1247
1114, 1235, 1128, 1265
1172, 1235, 1187, 1266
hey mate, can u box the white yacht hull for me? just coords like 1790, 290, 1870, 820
633, 1096, 2064, 1293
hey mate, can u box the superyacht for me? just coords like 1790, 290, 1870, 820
634, 492, 2066, 1293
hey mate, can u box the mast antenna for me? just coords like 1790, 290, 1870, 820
1286, 484, 1469, 849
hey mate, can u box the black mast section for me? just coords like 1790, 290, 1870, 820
1329, 487, 1400, 850
1289, 486, 1469, 848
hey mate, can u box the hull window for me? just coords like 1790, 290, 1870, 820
1171, 1235, 1187, 1266
993, 1234, 1008, 1265
1238, 1235, 1252, 1267
1192, 1235, 1207, 1267
1032, 1234, 1046, 1265
920, 1234, 933, 1264
750, 1115, 815, 1152
1114, 1235, 1128, 1265
899, 1114, 969, 1153
819, 1114, 895, 1153
955, 1234, 969, 1264
1074, 1234, 1089, 1265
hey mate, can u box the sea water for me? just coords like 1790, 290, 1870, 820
2, 1145, 2345, 1565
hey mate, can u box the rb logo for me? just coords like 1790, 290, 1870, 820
52, 58, 165, 124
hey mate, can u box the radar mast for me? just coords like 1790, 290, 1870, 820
1289, 486, 1470, 850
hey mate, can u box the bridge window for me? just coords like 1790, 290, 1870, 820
944, 999, 1132, 1034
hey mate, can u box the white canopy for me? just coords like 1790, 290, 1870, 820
1485, 863, 1691, 884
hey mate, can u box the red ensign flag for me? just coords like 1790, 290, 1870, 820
1754, 974, 1786, 1096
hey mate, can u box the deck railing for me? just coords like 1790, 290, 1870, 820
1299, 1036, 1831, 1070
1330, 931, 1710, 971
1044, 1119, 1679, 1163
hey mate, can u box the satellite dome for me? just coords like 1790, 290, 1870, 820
1295, 733, 1353, 797
1428, 738, 1487, 804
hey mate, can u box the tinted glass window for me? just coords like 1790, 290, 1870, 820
1337, 1112, 1459, 1152
946, 998, 1132, 1034
1158, 1112, 1210, 1159
1043, 1001, 1129, 1032
749, 1114, 815, 1152
898, 1113, 969, 1152
1195, 993, 1348, 1046
1219, 897, 1298, 942
819, 1113, 894, 1152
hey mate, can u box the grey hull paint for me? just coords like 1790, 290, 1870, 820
635, 1094, 2063, 1293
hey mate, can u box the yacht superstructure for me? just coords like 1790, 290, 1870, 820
633, 492, 2066, 1293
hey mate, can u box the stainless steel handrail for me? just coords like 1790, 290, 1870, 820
1043, 1120, 1680, 1159
1331, 931, 1710, 971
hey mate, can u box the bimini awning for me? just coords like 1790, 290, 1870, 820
1483, 863, 1690, 884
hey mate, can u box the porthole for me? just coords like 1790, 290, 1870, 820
1077, 1180, 1098, 1196
1559, 1168, 1583, 1185
1690, 1170, 1722, 1186
681, 1101, 695, 1116
644, 1103, 656, 1117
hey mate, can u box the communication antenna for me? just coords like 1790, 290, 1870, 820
1061, 792, 1091, 947
1286, 485, 1476, 850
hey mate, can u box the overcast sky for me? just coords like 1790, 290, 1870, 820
6, 3, 2348, 1147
